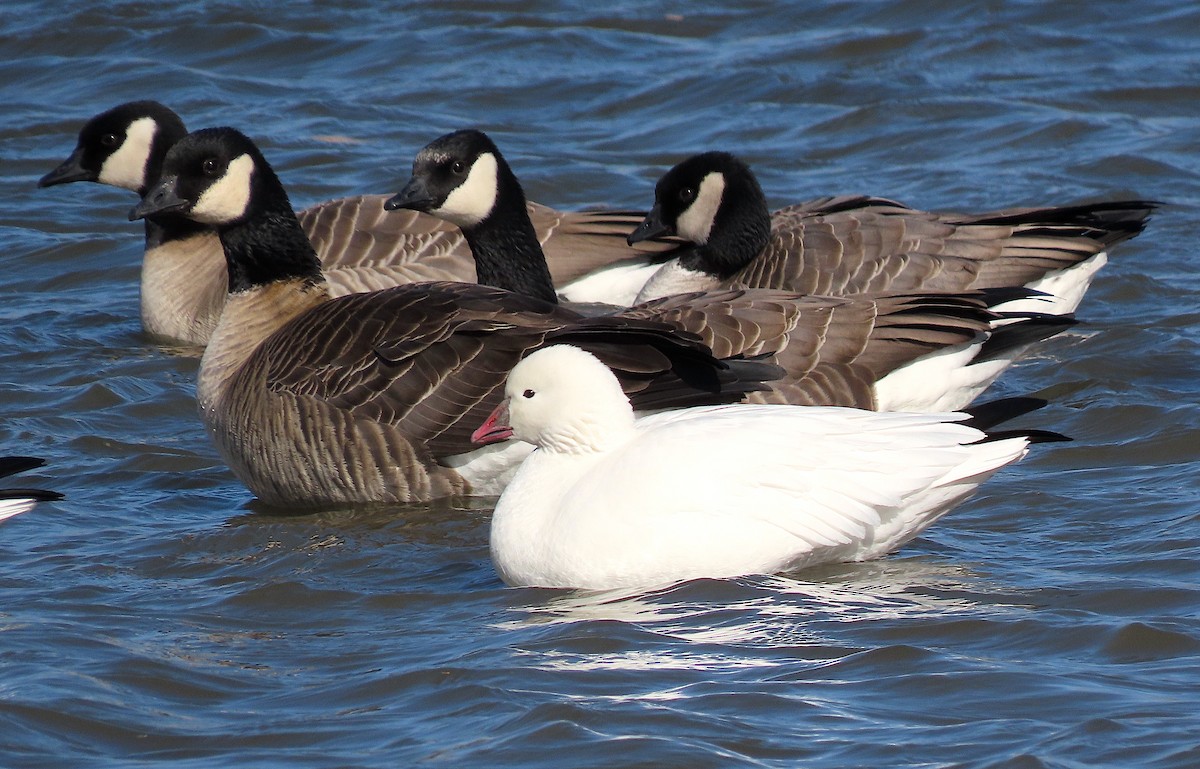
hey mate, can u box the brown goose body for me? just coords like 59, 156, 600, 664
389, 130, 1074, 414
199, 280, 778, 507
736, 197, 1151, 300
624, 288, 1004, 409
628, 153, 1155, 312
133, 127, 773, 509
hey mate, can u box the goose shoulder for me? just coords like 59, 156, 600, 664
250, 281, 772, 453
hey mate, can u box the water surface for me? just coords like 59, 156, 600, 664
3, 1, 1199, 767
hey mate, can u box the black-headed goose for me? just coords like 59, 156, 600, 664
128, 127, 777, 509
39, 101, 669, 347
472, 345, 1067, 589
387, 129, 1074, 412
1, 457, 63, 522
627, 152, 1156, 311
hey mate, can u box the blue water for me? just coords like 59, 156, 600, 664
3, 1, 1200, 766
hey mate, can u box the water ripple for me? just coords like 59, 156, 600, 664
3, 0, 1200, 766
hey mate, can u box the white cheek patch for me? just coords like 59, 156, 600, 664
674, 172, 726, 245
97, 116, 158, 191
190, 154, 255, 225
434, 152, 498, 227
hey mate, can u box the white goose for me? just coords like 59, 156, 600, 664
472, 345, 1067, 590
1, 457, 62, 522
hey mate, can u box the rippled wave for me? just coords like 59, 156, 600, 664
3, 0, 1199, 766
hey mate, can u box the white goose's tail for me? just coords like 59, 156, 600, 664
0, 457, 63, 522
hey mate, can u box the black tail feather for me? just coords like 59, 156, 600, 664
984, 429, 1072, 444
0, 488, 64, 502
0, 456, 62, 506
970, 200, 1160, 247
977, 313, 1079, 362
961, 397, 1049, 430
961, 397, 1071, 444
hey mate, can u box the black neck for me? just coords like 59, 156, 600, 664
217, 206, 325, 293
679, 193, 772, 280
462, 174, 558, 305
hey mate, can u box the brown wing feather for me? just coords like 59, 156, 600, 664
253, 282, 769, 459
298, 195, 666, 292
620, 289, 994, 409
732, 199, 1155, 295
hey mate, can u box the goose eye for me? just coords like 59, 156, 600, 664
451, 161, 466, 174
201, 158, 220, 177
100, 133, 119, 147
679, 187, 696, 203
522, 389, 536, 399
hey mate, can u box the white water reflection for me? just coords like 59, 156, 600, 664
499, 556, 1037, 674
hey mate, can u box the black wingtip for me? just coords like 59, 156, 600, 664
0, 456, 47, 479
976, 313, 1080, 362
0, 488, 65, 502
985, 429, 1072, 445
960, 397, 1071, 445
961, 397, 1049, 431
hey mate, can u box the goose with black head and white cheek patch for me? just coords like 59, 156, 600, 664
39, 101, 672, 348
128, 127, 778, 509
38, 101, 220, 345
387, 129, 1077, 413
472, 344, 1068, 590
0, 457, 63, 523
627, 151, 1157, 312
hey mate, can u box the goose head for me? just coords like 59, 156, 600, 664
384, 128, 521, 229
130, 127, 320, 292
39, 101, 187, 195
473, 345, 637, 454
627, 152, 772, 277
129, 127, 287, 229
386, 128, 558, 304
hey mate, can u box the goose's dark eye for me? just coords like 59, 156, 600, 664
679, 187, 696, 203
522, 389, 535, 399
201, 158, 220, 177
100, 133, 119, 147
451, 161, 466, 174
